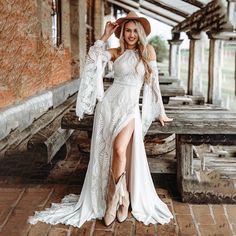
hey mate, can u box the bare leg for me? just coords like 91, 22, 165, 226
112, 119, 135, 183
104, 119, 134, 225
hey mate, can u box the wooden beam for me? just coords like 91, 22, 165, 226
107, 0, 177, 26
147, 0, 189, 18
119, 0, 139, 8
61, 109, 236, 135
140, 5, 181, 24
119, 0, 189, 20
139, 8, 177, 26
181, 0, 205, 8
208, 31, 236, 40
107, 0, 138, 13
148, 158, 176, 174
120, 0, 186, 22
141, 1, 185, 22
172, 0, 228, 33
0, 95, 76, 155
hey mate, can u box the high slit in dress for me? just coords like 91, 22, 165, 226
28, 40, 173, 227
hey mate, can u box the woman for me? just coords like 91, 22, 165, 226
28, 11, 173, 228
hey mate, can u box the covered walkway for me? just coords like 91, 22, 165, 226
0, 0, 236, 235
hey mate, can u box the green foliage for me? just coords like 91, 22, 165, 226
149, 35, 168, 62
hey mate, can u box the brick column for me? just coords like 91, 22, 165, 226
187, 32, 204, 96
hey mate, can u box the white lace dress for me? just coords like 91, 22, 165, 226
28, 40, 173, 227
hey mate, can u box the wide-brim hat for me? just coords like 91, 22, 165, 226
114, 11, 151, 38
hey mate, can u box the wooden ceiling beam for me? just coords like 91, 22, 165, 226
147, 0, 189, 18
172, 0, 228, 33
119, 0, 184, 22
139, 8, 177, 26
107, 0, 138, 13
141, 0, 185, 22
107, 0, 177, 26
140, 3, 181, 23
181, 0, 205, 9
119, 0, 139, 8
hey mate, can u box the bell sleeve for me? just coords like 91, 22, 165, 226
141, 60, 166, 137
75, 40, 111, 120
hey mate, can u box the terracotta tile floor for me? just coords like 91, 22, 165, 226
0, 132, 235, 236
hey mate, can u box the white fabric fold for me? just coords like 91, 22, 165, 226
141, 60, 166, 136
75, 40, 111, 119
96, 54, 104, 101
129, 107, 173, 225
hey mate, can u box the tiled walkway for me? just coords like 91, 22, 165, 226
0, 131, 235, 236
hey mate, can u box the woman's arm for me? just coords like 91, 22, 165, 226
76, 20, 121, 119
100, 21, 120, 62
100, 21, 119, 42
75, 21, 119, 119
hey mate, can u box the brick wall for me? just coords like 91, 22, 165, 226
0, 0, 72, 108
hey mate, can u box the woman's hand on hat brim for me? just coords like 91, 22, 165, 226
101, 21, 119, 42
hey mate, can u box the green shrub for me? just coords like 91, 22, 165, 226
149, 36, 168, 62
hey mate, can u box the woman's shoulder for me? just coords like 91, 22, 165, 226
108, 47, 121, 62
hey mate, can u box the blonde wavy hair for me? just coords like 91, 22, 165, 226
118, 20, 152, 84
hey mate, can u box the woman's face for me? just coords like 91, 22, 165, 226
123, 21, 139, 48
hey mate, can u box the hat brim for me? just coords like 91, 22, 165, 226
114, 16, 151, 38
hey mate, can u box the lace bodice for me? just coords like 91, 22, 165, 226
113, 49, 144, 86
76, 40, 166, 136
